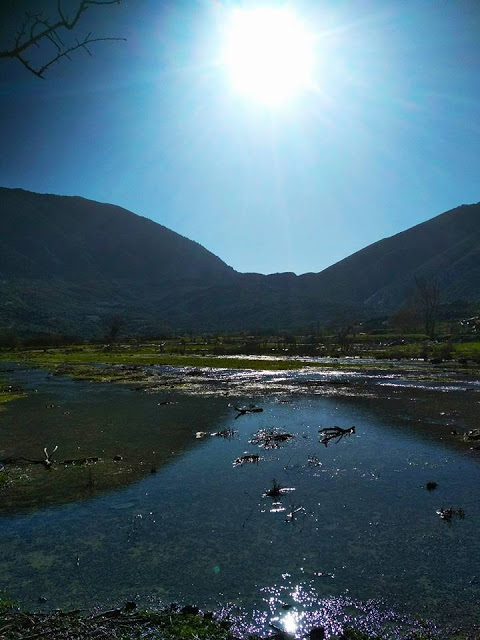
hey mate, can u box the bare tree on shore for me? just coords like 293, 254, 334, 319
414, 275, 442, 339
103, 314, 124, 344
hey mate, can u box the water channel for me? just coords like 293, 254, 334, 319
0, 361, 479, 638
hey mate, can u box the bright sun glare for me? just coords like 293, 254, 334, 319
223, 7, 314, 105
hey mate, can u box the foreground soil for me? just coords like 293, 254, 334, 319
0, 602, 469, 640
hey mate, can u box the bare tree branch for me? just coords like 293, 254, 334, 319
414, 275, 442, 338
0, 1, 125, 78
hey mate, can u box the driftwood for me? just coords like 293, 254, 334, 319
195, 429, 236, 439
43, 446, 58, 468
234, 405, 263, 419
0, 446, 58, 469
319, 426, 355, 447
0, 447, 103, 470
285, 504, 305, 523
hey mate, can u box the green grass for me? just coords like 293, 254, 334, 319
0, 346, 344, 371
369, 340, 480, 363
0, 593, 19, 614
453, 341, 480, 356
0, 376, 27, 410
0, 391, 27, 404
1, 338, 479, 384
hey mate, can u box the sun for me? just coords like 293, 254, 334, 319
222, 7, 314, 105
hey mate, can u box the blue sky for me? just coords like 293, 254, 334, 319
1, 0, 479, 275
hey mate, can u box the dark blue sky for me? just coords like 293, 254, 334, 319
1, 0, 479, 274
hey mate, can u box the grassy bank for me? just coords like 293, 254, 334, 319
1, 341, 479, 374
0, 344, 343, 371
0, 377, 26, 411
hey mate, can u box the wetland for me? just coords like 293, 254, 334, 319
0, 350, 479, 638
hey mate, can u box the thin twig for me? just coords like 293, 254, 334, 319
0, 1, 124, 77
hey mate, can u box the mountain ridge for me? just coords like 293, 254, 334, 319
1, 187, 479, 335
0, 187, 235, 284
301, 202, 480, 305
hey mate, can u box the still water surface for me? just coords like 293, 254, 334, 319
0, 363, 479, 637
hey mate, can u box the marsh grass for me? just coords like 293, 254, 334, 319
3, 337, 480, 374
0, 376, 27, 409
0, 347, 326, 371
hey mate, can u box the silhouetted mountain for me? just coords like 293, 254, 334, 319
0, 188, 238, 335
0, 187, 479, 336
0, 188, 234, 283
301, 202, 480, 308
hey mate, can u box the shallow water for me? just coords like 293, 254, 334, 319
0, 362, 479, 638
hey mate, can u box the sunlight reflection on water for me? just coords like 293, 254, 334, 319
0, 363, 479, 638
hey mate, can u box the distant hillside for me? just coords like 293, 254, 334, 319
0, 188, 238, 335
0, 188, 234, 283
303, 202, 480, 308
0, 187, 479, 336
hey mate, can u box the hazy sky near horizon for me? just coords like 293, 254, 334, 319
1, 0, 479, 275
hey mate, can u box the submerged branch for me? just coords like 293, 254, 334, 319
319, 425, 355, 447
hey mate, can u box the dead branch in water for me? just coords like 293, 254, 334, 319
234, 404, 263, 419
0, 446, 58, 469
43, 445, 58, 468
319, 426, 355, 447
263, 479, 295, 499
249, 428, 294, 449
0, 448, 104, 470
285, 503, 305, 523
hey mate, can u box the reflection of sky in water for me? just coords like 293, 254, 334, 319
0, 366, 479, 638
